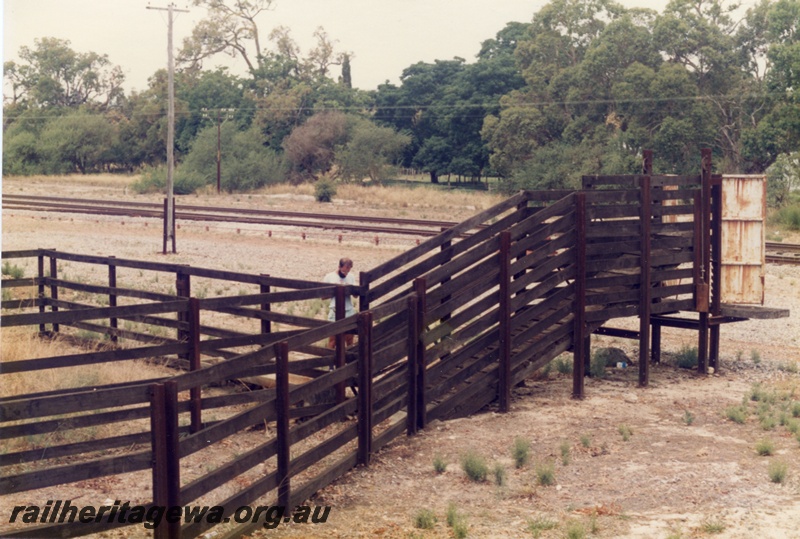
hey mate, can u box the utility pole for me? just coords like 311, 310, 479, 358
148, 3, 188, 253
201, 108, 235, 194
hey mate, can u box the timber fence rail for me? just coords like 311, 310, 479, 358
2, 163, 714, 538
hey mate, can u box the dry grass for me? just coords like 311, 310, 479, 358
0, 327, 172, 399
3, 173, 137, 189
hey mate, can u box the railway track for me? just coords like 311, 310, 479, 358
766, 241, 800, 265
5, 195, 800, 264
2, 194, 469, 238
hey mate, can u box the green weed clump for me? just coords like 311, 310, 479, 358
512, 437, 530, 469
560, 441, 571, 466
553, 355, 573, 375
433, 455, 447, 474
535, 461, 556, 486
528, 515, 558, 537
755, 438, 775, 456
493, 463, 507, 486
618, 424, 633, 442
683, 410, 695, 425
589, 350, 608, 378
700, 518, 726, 534
413, 508, 436, 529
725, 405, 748, 424
675, 345, 698, 369
768, 460, 788, 484
1, 261, 24, 279
446, 503, 468, 538
461, 451, 488, 482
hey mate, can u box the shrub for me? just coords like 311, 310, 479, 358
553, 355, 573, 375
683, 410, 695, 426
701, 519, 726, 534
560, 441, 571, 465
675, 345, 698, 369
618, 424, 633, 441
589, 351, 607, 378
433, 455, 447, 474
751, 350, 762, 365
580, 434, 591, 448
461, 451, 488, 482
413, 508, 436, 529
768, 460, 788, 484
528, 515, 558, 537
512, 437, 530, 469
535, 461, 556, 486
493, 463, 507, 486
755, 438, 775, 456
2, 262, 24, 279
314, 178, 337, 202
725, 405, 748, 424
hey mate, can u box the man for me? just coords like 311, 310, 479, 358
323, 258, 356, 348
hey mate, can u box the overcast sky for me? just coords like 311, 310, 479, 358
1, 0, 686, 94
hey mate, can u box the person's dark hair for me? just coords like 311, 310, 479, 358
339, 258, 353, 269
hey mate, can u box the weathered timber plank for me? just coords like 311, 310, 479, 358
426, 257, 500, 306
512, 303, 573, 349
426, 277, 499, 327
181, 438, 278, 505
510, 250, 575, 295
0, 450, 151, 494
586, 204, 640, 220
510, 266, 576, 311
586, 288, 640, 306
585, 304, 639, 322
0, 383, 152, 422
582, 175, 642, 188
650, 175, 702, 187
0, 403, 150, 442
719, 304, 791, 319
289, 423, 358, 477
511, 283, 575, 331
364, 191, 528, 281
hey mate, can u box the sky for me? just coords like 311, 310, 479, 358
3, 0, 675, 94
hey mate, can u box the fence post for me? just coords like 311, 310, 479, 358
357, 311, 373, 466
358, 271, 370, 312
406, 294, 419, 436
573, 193, 587, 399
498, 230, 512, 412
413, 278, 427, 429
49, 252, 59, 334
37, 253, 45, 334
176, 268, 191, 360
188, 298, 202, 433
698, 149, 712, 375
150, 382, 180, 539
260, 275, 271, 335
274, 341, 291, 507
334, 285, 347, 404
639, 175, 652, 387
108, 256, 118, 344
709, 174, 723, 371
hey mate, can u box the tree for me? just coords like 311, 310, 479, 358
4, 37, 124, 110
282, 111, 349, 181
337, 121, 410, 182
38, 110, 117, 173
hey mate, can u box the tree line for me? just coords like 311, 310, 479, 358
3, 0, 799, 203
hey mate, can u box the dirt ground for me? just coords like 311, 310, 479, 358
2, 176, 800, 539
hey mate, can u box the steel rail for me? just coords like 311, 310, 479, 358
2, 195, 477, 237
2, 194, 464, 229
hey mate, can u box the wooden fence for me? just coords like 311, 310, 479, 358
1, 157, 717, 537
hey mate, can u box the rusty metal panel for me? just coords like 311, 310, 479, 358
720, 175, 765, 305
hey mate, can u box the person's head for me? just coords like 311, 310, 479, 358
338, 258, 353, 276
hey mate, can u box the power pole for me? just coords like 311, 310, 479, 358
148, 3, 188, 253
201, 108, 235, 194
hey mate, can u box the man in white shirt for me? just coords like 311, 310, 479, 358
323, 258, 356, 347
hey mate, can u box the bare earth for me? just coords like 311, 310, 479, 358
2, 176, 800, 539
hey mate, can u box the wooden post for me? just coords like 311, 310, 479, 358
357, 311, 373, 466
359, 271, 370, 312
498, 231, 512, 412
573, 193, 586, 399
406, 294, 419, 436
150, 382, 180, 539
414, 278, 427, 429
188, 298, 202, 433
163, 380, 181, 539
639, 174, 652, 387
150, 383, 169, 539
49, 253, 59, 334
709, 175, 723, 370
274, 341, 291, 507
108, 257, 118, 343
176, 270, 191, 360
572, 192, 588, 399
651, 323, 662, 364
698, 149, 712, 375
37, 253, 45, 334
334, 285, 347, 404
260, 275, 271, 335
